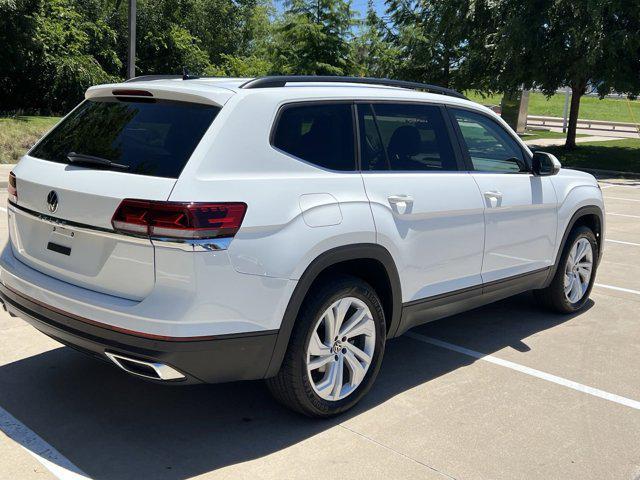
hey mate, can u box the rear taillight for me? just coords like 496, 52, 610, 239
111, 199, 247, 240
8, 172, 17, 202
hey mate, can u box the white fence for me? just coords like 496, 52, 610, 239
527, 115, 639, 134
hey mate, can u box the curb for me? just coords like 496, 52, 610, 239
571, 167, 640, 180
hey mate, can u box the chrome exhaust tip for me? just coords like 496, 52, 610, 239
105, 351, 186, 381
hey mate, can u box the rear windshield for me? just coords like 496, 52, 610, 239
30, 98, 220, 178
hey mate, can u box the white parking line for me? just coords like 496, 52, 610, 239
608, 213, 640, 219
406, 332, 640, 411
594, 283, 640, 296
604, 196, 640, 202
606, 239, 640, 247
0, 406, 90, 480
599, 183, 640, 190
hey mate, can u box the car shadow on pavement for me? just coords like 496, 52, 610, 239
0, 292, 592, 480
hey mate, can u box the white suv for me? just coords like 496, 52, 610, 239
1, 76, 604, 417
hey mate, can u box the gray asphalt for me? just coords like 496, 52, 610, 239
1, 178, 639, 480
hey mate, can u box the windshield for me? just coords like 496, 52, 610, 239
30, 97, 220, 178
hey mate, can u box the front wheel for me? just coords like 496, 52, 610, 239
266, 275, 386, 417
535, 226, 598, 313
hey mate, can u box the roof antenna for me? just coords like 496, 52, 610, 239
182, 67, 200, 81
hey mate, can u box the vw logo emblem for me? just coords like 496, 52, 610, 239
46, 190, 59, 213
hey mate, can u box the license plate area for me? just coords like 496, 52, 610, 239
47, 225, 74, 257
8, 204, 156, 300
47, 241, 71, 256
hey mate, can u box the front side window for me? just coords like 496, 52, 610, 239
272, 103, 355, 171
30, 98, 220, 179
452, 108, 526, 173
359, 103, 458, 172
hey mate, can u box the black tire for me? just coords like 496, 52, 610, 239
535, 226, 598, 313
266, 275, 386, 417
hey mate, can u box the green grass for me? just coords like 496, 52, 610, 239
540, 139, 640, 173
465, 91, 640, 124
0, 116, 60, 164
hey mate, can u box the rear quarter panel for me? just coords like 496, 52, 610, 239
169, 91, 377, 281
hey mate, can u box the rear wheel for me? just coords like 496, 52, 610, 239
535, 226, 598, 313
267, 275, 386, 417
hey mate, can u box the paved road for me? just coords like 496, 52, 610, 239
1, 180, 640, 480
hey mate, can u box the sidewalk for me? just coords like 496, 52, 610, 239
523, 135, 627, 147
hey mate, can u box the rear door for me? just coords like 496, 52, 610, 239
449, 107, 558, 283
358, 102, 486, 302
9, 95, 221, 300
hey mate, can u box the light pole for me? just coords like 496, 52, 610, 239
127, 0, 136, 79
562, 86, 570, 133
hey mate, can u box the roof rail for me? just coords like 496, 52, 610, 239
239, 76, 467, 99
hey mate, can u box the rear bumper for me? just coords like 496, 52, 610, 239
0, 283, 278, 384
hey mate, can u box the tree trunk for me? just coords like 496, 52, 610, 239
565, 83, 585, 150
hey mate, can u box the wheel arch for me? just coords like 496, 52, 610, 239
264, 243, 402, 378
545, 205, 604, 286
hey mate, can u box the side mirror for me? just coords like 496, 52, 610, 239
532, 151, 561, 176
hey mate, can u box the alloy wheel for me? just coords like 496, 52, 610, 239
564, 238, 594, 304
306, 297, 376, 401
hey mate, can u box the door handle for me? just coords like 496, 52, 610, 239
387, 195, 413, 214
483, 190, 503, 208
483, 190, 503, 199
388, 194, 414, 205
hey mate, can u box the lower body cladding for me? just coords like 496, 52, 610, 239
0, 283, 278, 384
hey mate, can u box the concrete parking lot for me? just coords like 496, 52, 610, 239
1, 178, 639, 480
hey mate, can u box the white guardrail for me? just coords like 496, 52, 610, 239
527, 115, 639, 133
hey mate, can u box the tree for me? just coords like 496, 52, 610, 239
0, 0, 42, 112
0, 0, 276, 113
385, 0, 481, 89
135, 0, 211, 75
484, 0, 640, 149
205, 0, 276, 76
353, 0, 399, 77
273, 0, 356, 75
0, 0, 119, 113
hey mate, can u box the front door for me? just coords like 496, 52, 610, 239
358, 102, 486, 302
450, 107, 558, 283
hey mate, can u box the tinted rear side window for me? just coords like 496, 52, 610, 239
272, 103, 355, 171
30, 98, 220, 178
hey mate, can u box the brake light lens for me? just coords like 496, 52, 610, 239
8, 172, 17, 202
111, 199, 247, 240
111, 89, 153, 97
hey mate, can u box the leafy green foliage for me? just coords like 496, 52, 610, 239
206, 54, 272, 77
0, 0, 118, 112
0, 0, 274, 113
384, 0, 484, 89
272, 0, 356, 75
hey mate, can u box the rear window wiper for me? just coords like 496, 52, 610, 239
67, 152, 129, 170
